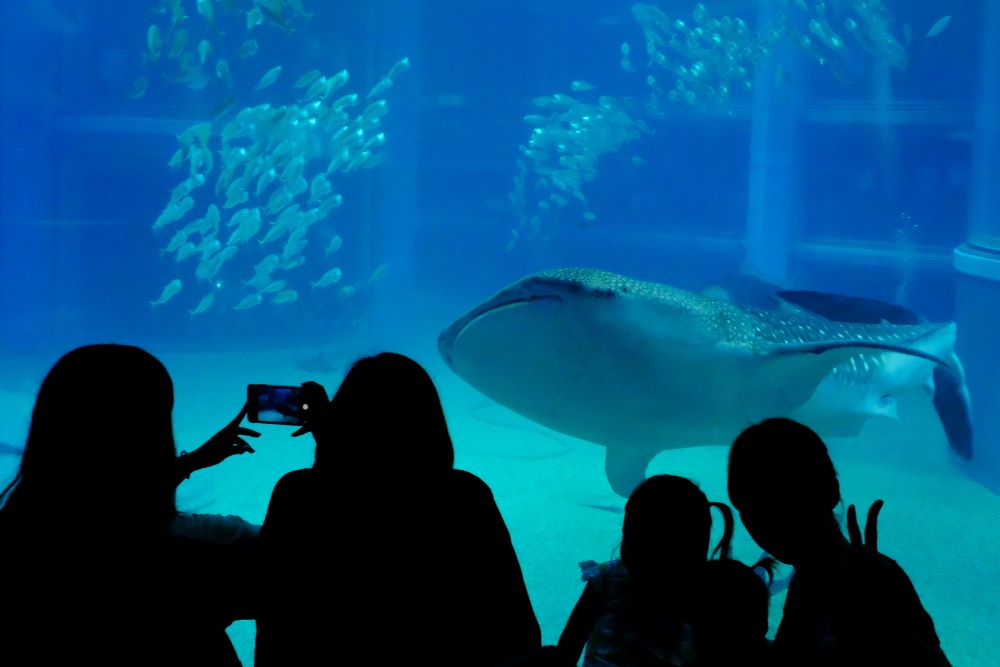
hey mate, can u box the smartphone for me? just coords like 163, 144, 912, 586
247, 384, 310, 426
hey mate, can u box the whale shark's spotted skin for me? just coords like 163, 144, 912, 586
440, 268, 960, 496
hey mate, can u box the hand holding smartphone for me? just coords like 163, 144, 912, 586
247, 384, 311, 426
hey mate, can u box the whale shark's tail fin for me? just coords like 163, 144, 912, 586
933, 357, 974, 460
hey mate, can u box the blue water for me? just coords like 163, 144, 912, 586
1, 1, 998, 664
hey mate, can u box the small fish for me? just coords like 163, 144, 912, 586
317, 193, 343, 217
224, 179, 250, 209
279, 255, 305, 270
163, 229, 190, 254
197, 0, 217, 30
168, 147, 186, 169
226, 216, 262, 245
387, 57, 410, 79
238, 39, 259, 58
303, 76, 328, 101
168, 28, 190, 59
245, 273, 273, 290
325, 69, 350, 98
281, 237, 308, 261
178, 122, 212, 147
198, 39, 212, 64
366, 77, 393, 99
629, 156, 646, 167
227, 208, 253, 228
926, 15, 951, 38
147, 25, 163, 61
271, 289, 299, 304
196, 237, 222, 257
339, 285, 357, 299
323, 235, 343, 255
368, 263, 389, 284
127, 76, 149, 100
260, 279, 287, 293
189, 292, 215, 317
256, 0, 295, 31
523, 114, 549, 126
246, 6, 264, 29
255, 66, 282, 90
570, 80, 595, 92
175, 242, 199, 262
216, 59, 232, 88
256, 168, 278, 196
151, 278, 183, 307
620, 42, 634, 72
254, 254, 281, 275
288, 176, 308, 197
293, 69, 322, 89
204, 205, 221, 233
173, 196, 196, 223
311, 267, 342, 287
331, 92, 359, 112
235, 293, 264, 310
309, 173, 331, 203
159, 0, 187, 29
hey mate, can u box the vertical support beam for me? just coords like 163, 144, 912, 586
954, 0, 1000, 491
744, 2, 799, 284
366, 0, 422, 348
0, 7, 56, 350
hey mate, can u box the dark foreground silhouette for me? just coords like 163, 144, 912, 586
558, 474, 734, 666
0, 344, 259, 666
728, 417, 951, 667
255, 352, 541, 667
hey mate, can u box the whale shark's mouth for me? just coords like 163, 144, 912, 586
438, 293, 563, 365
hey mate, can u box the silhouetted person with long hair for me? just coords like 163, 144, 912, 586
0, 344, 259, 666
557, 474, 734, 667
728, 418, 950, 667
254, 352, 541, 666
688, 558, 773, 667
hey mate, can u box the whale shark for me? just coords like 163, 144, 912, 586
702, 274, 973, 459
438, 268, 968, 496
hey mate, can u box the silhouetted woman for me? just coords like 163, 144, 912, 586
557, 474, 734, 666
728, 418, 950, 667
255, 352, 541, 667
0, 344, 258, 666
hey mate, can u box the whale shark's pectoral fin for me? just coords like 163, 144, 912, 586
932, 358, 974, 460
757, 340, 950, 414
605, 446, 659, 497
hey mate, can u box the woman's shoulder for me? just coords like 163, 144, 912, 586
447, 468, 496, 498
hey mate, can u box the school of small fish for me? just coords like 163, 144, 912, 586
141, 1, 406, 313
510, 1, 926, 245
631, 0, 910, 115
131, 1, 314, 107
510, 91, 648, 244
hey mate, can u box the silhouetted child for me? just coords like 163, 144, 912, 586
728, 418, 950, 667
688, 558, 774, 666
557, 474, 734, 667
